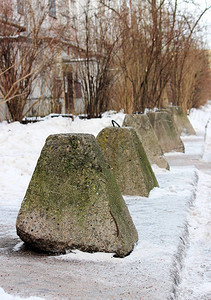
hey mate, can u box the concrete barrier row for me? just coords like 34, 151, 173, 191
16, 107, 195, 257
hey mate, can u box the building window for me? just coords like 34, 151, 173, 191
49, 0, 56, 18
17, 0, 24, 15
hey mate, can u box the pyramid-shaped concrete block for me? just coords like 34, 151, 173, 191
16, 134, 138, 257
147, 112, 185, 153
123, 114, 169, 170
165, 107, 196, 135
96, 127, 159, 197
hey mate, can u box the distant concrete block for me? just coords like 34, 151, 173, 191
165, 107, 196, 135
96, 127, 159, 197
147, 112, 185, 153
16, 134, 138, 257
123, 114, 169, 170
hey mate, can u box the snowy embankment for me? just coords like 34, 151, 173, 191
0, 288, 43, 300
0, 103, 211, 299
176, 106, 211, 299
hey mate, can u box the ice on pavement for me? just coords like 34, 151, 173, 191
0, 103, 211, 299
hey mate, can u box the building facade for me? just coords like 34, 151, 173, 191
0, 0, 85, 121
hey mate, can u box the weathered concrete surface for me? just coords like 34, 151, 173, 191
164, 107, 196, 135
96, 127, 158, 196
16, 134, 138, 257
123, 114, 169, 169
147, 112, 185, 153
1, 132, 210, 300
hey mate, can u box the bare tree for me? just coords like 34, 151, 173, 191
169, 42, 211, 112
74, 0, 120, 118
101, 0, 211, 114
0, 0, 64, 122
189, 49, 211, 109
1, 0, 209, 121
168, 1, 211, 112
101, 0, 180, 113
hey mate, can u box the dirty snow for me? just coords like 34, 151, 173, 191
0, 103, 211, 299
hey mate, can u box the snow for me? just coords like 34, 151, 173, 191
177, 170, 211, 299
0, 102, 211, 299
0, 288, 43, 300
203, 119, 211, 162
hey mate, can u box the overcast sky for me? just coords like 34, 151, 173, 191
193, 0, 211, 48
178, 0, 211, 48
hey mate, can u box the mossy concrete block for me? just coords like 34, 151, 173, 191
123, 114, 169, 170
16, 134, 138, 257
165, 107, 196, 135
96, 127, 159, 197
147, 112, 185, 153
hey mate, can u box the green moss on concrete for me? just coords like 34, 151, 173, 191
16, 134, 138, 257
130, 129, 159, 191
164, 107, 196, 135
123, 114, 169, 170
147, 112, 185, 153
97, 127, 158, 197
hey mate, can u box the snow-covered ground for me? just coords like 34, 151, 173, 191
0, 102, 210, 299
